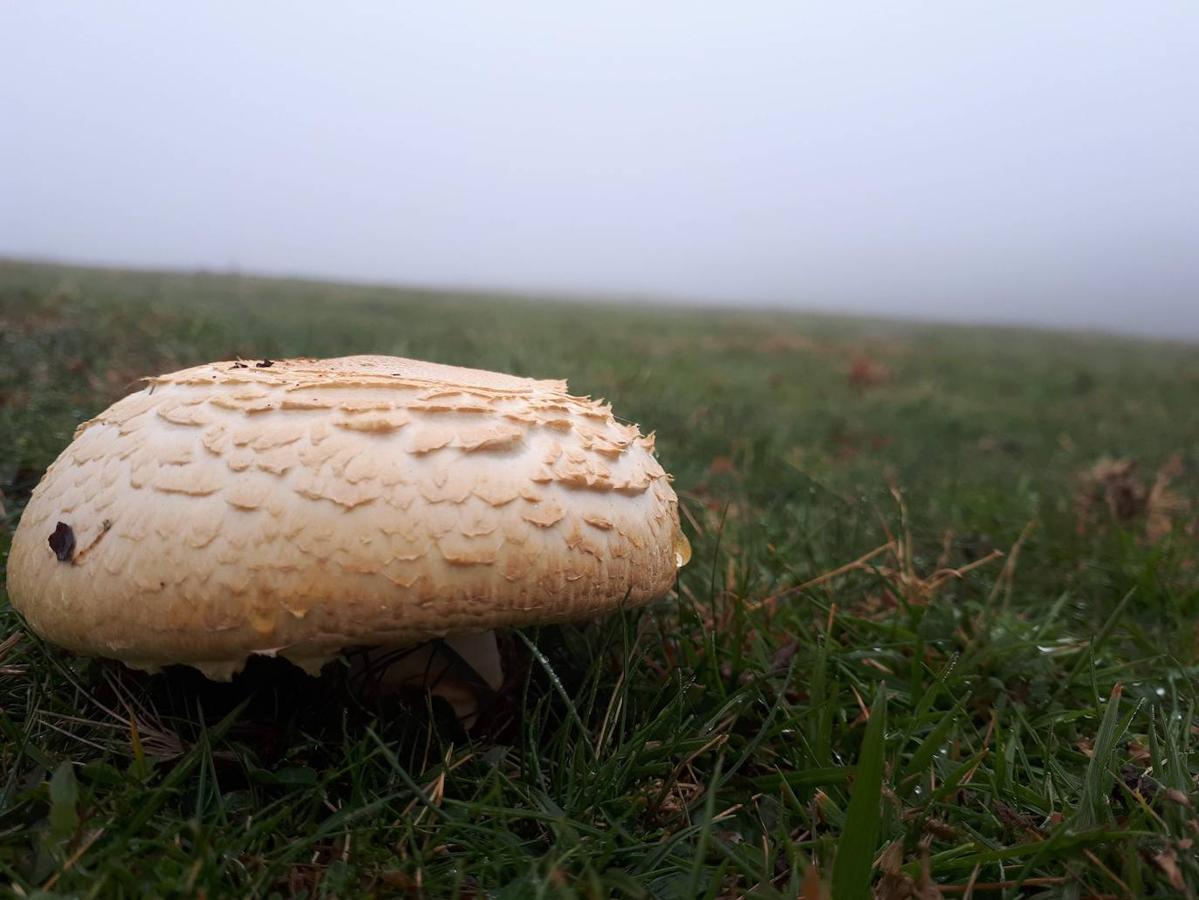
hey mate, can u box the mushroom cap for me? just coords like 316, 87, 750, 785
7, 356, 686, 679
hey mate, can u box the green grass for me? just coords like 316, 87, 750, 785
1, 258, 1197, 898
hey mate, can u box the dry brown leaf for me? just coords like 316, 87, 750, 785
1147, 453, 1188, 543
1077, 457, 1146, 527
914, 855, 944, 900
1076, 453, 1191, 544
849, 356, 891, 389
1128, 740, 1153, 766
874, 842, 944, 900
802, 863, 829, 900
707, 456, 737, 476
994, 800, 1043, 836
1166, 788, 1194, 809
875, 841, 907, 900
1153, 847, 1186, 892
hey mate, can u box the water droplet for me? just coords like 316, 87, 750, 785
674, 530, 692, 568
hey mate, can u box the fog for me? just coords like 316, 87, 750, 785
3, 3, 1197, 337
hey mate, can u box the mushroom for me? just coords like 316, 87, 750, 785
6, 356, 689, 719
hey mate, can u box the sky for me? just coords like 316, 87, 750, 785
2, 3, 1197, 337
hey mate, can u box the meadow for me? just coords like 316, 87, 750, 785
1, 259, 1197, 898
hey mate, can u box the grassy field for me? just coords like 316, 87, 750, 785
1, 259, 1197, 898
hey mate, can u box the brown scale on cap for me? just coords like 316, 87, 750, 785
7, 355, 689, 682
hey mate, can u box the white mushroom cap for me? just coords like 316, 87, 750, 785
7, 356, 688, 679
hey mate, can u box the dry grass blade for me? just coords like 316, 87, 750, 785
0, 631, 22, 662
937, 876, 1066, 894
750, 542, 894, 611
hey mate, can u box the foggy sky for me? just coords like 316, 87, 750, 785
3, 2, 1197, 337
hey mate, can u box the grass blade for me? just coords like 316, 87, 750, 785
1077, 683, 1137, 830
832, 687, 887, 900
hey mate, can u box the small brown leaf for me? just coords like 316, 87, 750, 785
1121, 764, 1161, 800
768, 641, 799, 674
707, 456, 736, 476
1166, 788, 1194, 809
1153, 847, 1186, 892
1147, 453, 1187, 543
914, 853, 944, 899
1079, 457, 1145, 524
873, 843, 944, 900
848, 356, 891, 389
1128, 740, 1152, 766
994, 800, 1042, 835
801, 863, 827, 900
875, 842, 909, 900
922, 817, 958, 842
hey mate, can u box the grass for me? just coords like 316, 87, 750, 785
1, 258, 1197, 898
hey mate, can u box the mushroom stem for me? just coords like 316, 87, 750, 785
352, 630, 504, 726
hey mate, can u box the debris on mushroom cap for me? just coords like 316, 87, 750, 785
6, 355, 688, 680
